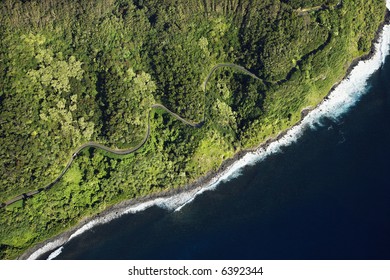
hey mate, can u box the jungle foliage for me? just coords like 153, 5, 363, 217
0, 0, 386, 259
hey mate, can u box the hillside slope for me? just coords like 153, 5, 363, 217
0, 0, 386, 259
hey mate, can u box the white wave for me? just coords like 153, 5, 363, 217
47, 246, 63, 260
26, 3, 390, 260
26, 238, 66, 260
68, 220, 99, 241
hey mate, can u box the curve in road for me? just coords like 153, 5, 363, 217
1, 63, 262, 209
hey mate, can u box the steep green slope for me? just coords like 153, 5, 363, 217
0, 0, 386, 259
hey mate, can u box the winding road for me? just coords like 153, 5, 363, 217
1, 63, 262, 209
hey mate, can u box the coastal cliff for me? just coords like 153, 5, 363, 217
0, 0, 387, 259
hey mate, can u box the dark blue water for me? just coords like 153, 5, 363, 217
49, 55, 390, 260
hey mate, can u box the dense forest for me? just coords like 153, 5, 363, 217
0, 0, 386, 259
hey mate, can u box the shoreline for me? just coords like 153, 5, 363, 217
19, 7, 390, 260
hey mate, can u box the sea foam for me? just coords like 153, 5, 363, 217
26, 239, 66, 260
47, 246, 63, 260
25, 2, 390, 259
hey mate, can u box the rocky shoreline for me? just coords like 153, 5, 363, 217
19, 7, 390, 260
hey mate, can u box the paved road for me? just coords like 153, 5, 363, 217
0, 63, 261, 209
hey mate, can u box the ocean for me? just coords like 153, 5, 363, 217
35, 22, 390, 261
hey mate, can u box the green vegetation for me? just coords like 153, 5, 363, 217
0, 0, 386, 259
